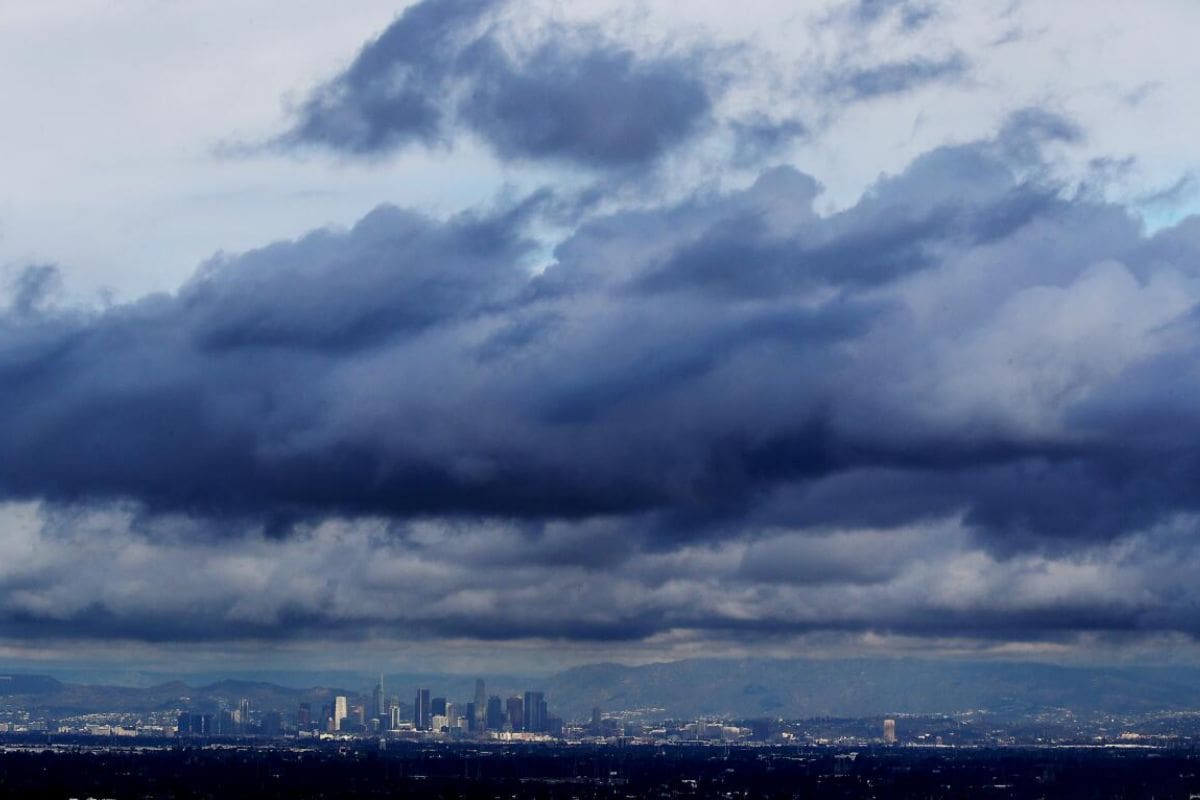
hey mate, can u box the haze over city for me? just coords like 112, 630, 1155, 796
3, 0, 1200, 686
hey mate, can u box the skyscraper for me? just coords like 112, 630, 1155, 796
414, 688, 431, 731
883, 718, 896, 743
473, 678, 486, 727
486, 696, 504, 730
506, 696, 523, 732
333, 696, 348, 732
523, 691, 546, 733
371, 673, 384, 721
297, 703, 311, 730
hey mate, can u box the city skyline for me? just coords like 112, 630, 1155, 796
9, 660, 1200, 748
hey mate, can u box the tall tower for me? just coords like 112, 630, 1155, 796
372, 673, 384, 721
297, 703, 311, 730
506, 695, 523, 731
474, 678, 486, 727
486, 696, 504, 730
414, 688, 431, 730
883, 718, 896, 743
333, 696, 348, 732
523, 691, 545, 732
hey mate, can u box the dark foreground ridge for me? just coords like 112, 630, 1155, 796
2, 742, 1199, 799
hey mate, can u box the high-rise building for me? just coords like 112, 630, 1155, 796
473, 679, 486, 726
414, 688, 431, 730
333, 696, 348, 732
486, 696, 504, 730
431, 696, 447, 717
506, 696, 523, 732
297, 703, 311, 729
523, 691, 546, 732
883, 718, 897, 743
261, 711, 282, 737
238, 698, 251, 733
465, 702, 477, 732
372, 674, 385, 721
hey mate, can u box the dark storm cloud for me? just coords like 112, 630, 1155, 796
279, 0, 713, 167
8, 113, 1200, 647
456, 39, 712, 167
0, 603, 340, 644
185, 201, 536, 350
3, 116, 1199, 552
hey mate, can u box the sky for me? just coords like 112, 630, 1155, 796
3, 0, 1200, 678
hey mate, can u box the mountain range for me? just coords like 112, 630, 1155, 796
5, 658, 1200, 721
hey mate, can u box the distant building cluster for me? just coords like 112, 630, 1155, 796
297, 677, 567, 740
7, 675, 925, 746
178, 697, 283, 738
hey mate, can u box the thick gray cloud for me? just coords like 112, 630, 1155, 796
3, 116, 1199, 544
456, 39, 712, 166
279, 0, 713, 167
6, 111, 1200, 652
5, 504, 1200, 652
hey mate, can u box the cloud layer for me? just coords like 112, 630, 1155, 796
6, 109, 1200, 656
5, 0, 1200, 665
